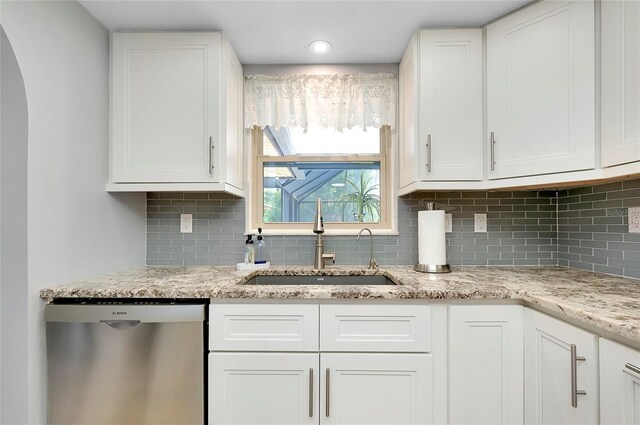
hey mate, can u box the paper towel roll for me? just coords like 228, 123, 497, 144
418, 210, 446, 266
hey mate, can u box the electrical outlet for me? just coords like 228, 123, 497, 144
180, 214, 193, 233
629, 208, 640, 233
445, 213, 452, 233
474, 213, 487, 233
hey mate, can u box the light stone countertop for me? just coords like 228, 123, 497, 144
40, 265, 640, 345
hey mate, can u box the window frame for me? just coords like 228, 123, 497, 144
247, 125, 397, 235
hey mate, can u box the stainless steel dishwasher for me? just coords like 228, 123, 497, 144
45, 299, 207, 425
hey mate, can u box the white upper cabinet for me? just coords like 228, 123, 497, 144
486, 0, 595, 180
601, 0, 640, 168
110, 32, 244, 194
398, 29, 483, 188
398, 33, 419, 189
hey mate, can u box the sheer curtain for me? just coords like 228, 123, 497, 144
244, 73, 397, 131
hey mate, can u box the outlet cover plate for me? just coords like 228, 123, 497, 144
180, 214, 193, 233
629, 208, 640, 233
474, 213, 487, 233
445, 213, 452, 233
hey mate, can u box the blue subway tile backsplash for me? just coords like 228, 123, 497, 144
146, 177, 640, 279
147, 190, 559, 268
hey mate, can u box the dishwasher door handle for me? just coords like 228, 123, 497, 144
100, 320, 141, 329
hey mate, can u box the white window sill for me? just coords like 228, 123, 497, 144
245, 228, 399, 236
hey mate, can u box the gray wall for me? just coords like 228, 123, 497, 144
1, 26, 29, 425
1, 2, 147, 422
147, 190, 558, 267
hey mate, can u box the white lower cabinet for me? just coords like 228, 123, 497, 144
209, 352, 431, 425
209, 303, 640, 425
600, 338, 640, 425
208, 304, 433, 425
209, 353, 319, 425
449, 305, 523, 425
524, 309, 598, 425
320, 353, 432, 425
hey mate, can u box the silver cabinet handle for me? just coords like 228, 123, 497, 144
309, 368, 314, 417
209, 136, 214, 174
570, 344, 586, 408
325, 368, 330, 417
626, 363, 640, 375
426, 135, 432, 173
490, 132, 496, 171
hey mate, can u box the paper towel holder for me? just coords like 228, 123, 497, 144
414, 263, 451, 273
414, 202, 451, 273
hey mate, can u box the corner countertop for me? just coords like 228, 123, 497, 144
40, 265, 640, 345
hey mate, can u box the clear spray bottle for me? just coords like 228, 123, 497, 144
255, 227, 267, 264
244, 235, 255, 264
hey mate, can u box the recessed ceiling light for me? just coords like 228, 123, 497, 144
309, 40, 332, 55
331, 182, 345, 187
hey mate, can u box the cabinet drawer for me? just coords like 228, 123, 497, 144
320, 305, 430, 352
209, 304, 319, 352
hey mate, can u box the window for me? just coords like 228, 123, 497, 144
249, 125, 395, 234
244, 72, 397, 234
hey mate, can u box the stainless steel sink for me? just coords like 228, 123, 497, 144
243, 275, 399, 286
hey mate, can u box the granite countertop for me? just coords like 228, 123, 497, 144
40, 265, 640, 344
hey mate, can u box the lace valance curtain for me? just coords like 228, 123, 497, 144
244, 73, 397, 131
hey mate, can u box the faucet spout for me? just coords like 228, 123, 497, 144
357, 228, 378, 269
313, 198, 324, 234
313, 198, 335, 269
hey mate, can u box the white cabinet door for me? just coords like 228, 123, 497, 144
398, 33, 419, 189
601, 0, 640, 167
221, 36, 244, 190
398, 29, 483, 188
209, 353, 319, 425
449, 305, 524, 425
112, 32, 221, 183
524, 309, 598, 425
418, 29, 483, 181
487, 0, 595, 179
320, 353, 432, 425
600, 338, 640, 425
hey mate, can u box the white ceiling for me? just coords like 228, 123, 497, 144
80, 0, 533, 64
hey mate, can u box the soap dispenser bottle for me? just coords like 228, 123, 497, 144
244, 235, 255, 264
255, 228, 267, 264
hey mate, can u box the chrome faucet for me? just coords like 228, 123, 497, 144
357, 228, 379, 269
313, 198, 335, 269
